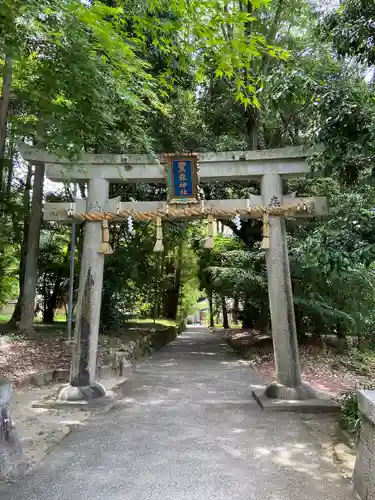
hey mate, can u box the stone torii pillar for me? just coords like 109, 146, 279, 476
261, 173, 314, 400
60, 176, 110, 400
19, 144, 328, 404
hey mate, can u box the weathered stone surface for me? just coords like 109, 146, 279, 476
252, 388, 340, 413
261, 173, 305, 395
358, 391, 375, 425
53, 370, 70, 383
361, 418, 375, 455
353, 441, 369, 500
97, 365, 113, 379
43, 371, 53, 384
56, 382, 106, 402
0, 377, 26, 480
263, 381, 317, 400
353, 391, 375, 499
70, 177, 109, 391
30, 373, 46, 387
20, 144, 314, 182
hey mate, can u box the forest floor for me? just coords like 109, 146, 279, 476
2, 321, 373, 394
0, 324, 71, 387
0, 318, 177, 386
222, 328, 375, 398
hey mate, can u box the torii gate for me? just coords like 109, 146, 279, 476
19, 145, 328, 405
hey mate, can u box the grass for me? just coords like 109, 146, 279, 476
0, 314, 10, 324
214, 322, 242, 329
0, 313, 66, 324
0, 312, 180, 342
124, 318, 180, 330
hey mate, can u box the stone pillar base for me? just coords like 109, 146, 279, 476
252, 382, 341, 412
264, 381, 318, 400
56, 382, 106, 402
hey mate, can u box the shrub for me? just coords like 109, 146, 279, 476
340, 384, 375, 440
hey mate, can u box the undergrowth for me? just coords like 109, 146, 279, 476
340, 384, 375, 440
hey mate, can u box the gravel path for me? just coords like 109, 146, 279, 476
0, 327, 354, 500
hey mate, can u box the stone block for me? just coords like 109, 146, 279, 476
119, 358, 132, 377
358, 391, 375, 425
53, 369, 70, 382
97, 365, 113, 379
353, 440, 370, 500
44, 370, 54, 384
361, 418, 375, 455
368, 477, 375, 500
30, 373, 46, 387
353, 391, 375, 499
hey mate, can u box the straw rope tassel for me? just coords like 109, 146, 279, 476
69, 201, 314, 223
205, 214, 214, 249
261, 213, 270, 250
99, 219, 114, 255
153, 215, 164, 252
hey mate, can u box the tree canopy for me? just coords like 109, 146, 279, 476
1, 0, 375, 351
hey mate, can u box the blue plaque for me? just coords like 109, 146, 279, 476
165, 154, 200, 204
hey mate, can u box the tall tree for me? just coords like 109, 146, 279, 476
19, 163, 44, 332
0, 55, 12, 192
321, 0, 375, 68
7, 163, 33, 328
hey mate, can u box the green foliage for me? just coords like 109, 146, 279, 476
340, 384, 375, 439
37, 227, 71, 321
289, 182, 375, 338
312, 77, 375, 185
178, 228, 201, 319
321, 0, 375, 66
8, 1, 168, 153
0, 245, 18, 306
340, 391, 362, 438
100, 222, 159, 332
2, 0, 375, 351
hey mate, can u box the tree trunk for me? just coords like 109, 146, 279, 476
19, 163, 45, 333
173, 238, 183, 318
254, 300, 270, 333
242, 300, 254, 329
222, 297, 229, 329
245, 107, 259, 150
295, 306, 306, 344
233, 296, 239, 324
164, 290, 179, 319
153, 252, 163, 321
6, 153, 13, 195
164, 237, 184, 320
0, 54, 12, 192
43, 276, 62, 323
208, 293, 214, 328
7, 164, 33, 328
